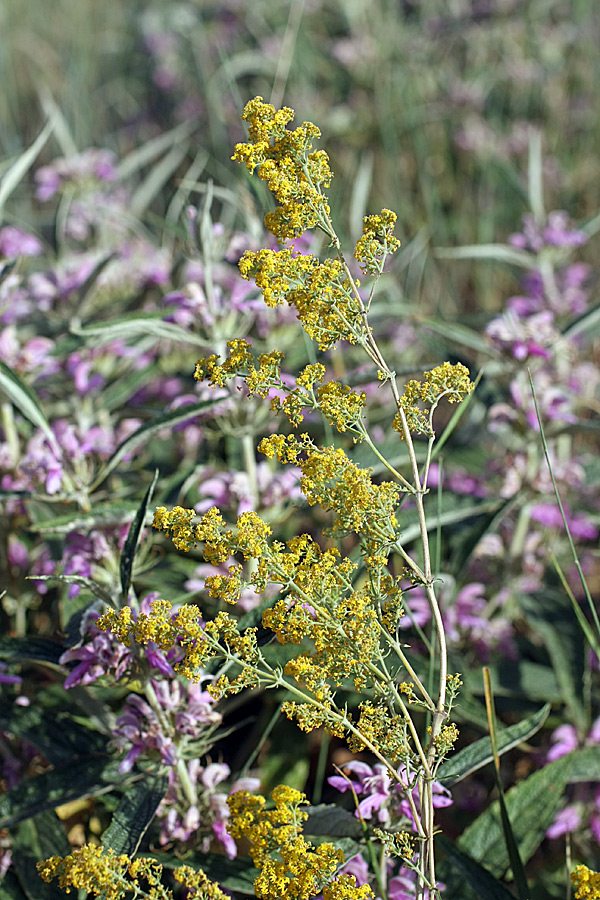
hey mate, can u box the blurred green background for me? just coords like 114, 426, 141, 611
1, 0, 599, 315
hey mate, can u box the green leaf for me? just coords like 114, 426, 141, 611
70, 313, 209, 348
116, 120, 197, 181
0, 756, 131, 828
521, 593, 586, 732
10, 811, 71, 900
0, 120, 54, 215
434, 243, 535, 268
417, 317, 501, 356
0, 360, 60, 456
457, 750, 591, 876
0, 637, 64, 667
90, 396, 224, 490
120, 470, 159, 600
563, 301, 600, 341
437, 835, 516, 900
0, 870, 28, 900
103, 773, 168, 855
438, 704, 550, 787
27, 575, 113, 605
400, 501, 503, 545
155, 851, 258, 895
0, 705, 106, 766
304, 804, 363, 839
28, 503, 138, 534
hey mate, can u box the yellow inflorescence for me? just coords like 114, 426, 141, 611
232, 96, 332, 241
394, 362, 475, 438
238, 248, 362, 350
354, 209, 401, 276
227, 785, 371, 900
37, 845, 227, 900
571, 866, 600, 899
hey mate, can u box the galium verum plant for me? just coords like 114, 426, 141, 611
96, 96, 474, 898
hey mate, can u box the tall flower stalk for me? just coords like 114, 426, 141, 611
98, 97, 473, 899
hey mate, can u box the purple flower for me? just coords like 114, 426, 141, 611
546, 804, 581, 839
0, 227, 43, 257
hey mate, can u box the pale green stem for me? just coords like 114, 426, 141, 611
1, 402, 19, 467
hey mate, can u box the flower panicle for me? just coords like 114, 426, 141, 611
37, 845, 228, 900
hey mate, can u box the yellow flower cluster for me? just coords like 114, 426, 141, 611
259, 433, 399, 540
348, 700, 408, 760
268, 363, 366, 431
37, 845, 227, 900
353, 209, 401, 276
97, 599, 260, 687
227, 785, 369, 900
393, 362, 475, 438
152, 505, 272, 563
238, 248, 363, 350
194, 339, 284, 399
232, 96, 332, 241
571, 866, 600, 899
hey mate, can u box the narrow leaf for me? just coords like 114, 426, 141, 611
28, 503, 137, 534
0, 120, 54, 214
438, 704, 550, 786
434, 243, 535, 268
131, 143, 189, 215
103, 773, 168, 855
418, 317, 500, 355
90, 396, 223, 490
71, 313, 209, 348
0, 360, 60, 456
27, 575, 113, 604
120, 470, 159, 599
116, 120, 197, 181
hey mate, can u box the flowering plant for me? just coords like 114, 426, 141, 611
1, 89, 599, 900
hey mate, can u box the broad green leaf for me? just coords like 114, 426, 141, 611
0, 637, 64, 667
457, 748, 599, 876
438, 704, 550, 787
0, 756, 130, 828
0, 120, 53, 215
120, 470, 159, 600
437, 835, 516, 900
11, 811, 70, 900
434, 243, 535, 268
28, 575, 113, 604
70, 313, 209, 348
0, 360, 60, 456
304, 804, 363, 839
90, 396, 224, 490
0, 705, 106, 766
103, 773, 168, 856
28, 504, 138, 534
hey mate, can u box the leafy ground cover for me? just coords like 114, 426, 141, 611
0, 2, 599, 899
